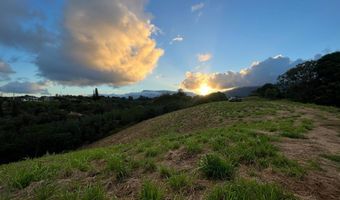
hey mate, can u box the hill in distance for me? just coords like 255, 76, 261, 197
108, 86, 259, 99
1, 97, 340, 200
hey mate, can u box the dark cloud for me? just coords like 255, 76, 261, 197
0, 59, 15, 81
181, 55, 304, 93
0, 0, 54, 52
0, 81, 50, 95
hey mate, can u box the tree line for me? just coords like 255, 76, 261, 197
0, 91, 227, 163
255, 52, 340, 107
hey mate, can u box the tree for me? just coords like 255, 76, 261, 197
276, 52, 340, 106
255, 83, 281, 99
93, 88, 99, 100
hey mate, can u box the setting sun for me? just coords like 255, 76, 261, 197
198, 84, 212, 95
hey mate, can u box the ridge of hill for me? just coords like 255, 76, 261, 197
1, 97, 340, 200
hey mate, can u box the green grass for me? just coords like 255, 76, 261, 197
168, 173, 191, 191
33, 183, 56, 200
271, 155, 306, 178
158, 165, 175, 179
280, 131, 306, 139
141, 158, 157, 172
0, 98, 328, 199
106, 154, 131, 180
206, 179, 296, 200
145, 147, 160, 157
185, 139, 203, 155
140, 180, 164, 200
8, 162, 57, 189
199, 154, 236, 180
322, 154, 340, 163
82, 184, 106, 200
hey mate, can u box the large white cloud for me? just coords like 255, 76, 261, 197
35, 0, 164, 86
181, 55, 304, 93
0, 81, 50, 95
0, 59, 15, 81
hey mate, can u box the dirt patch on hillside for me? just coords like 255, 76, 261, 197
271, 109, 340, 200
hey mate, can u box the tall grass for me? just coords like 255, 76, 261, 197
206, 179, 296, 200
199, 154, 235, 180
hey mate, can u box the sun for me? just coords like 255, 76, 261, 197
198, 84, 212, 96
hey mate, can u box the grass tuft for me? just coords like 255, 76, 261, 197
322, 154, 340, 163
140, 180, 164, 200
82, 184, 106, 200
145, 147, 160, 157
206, 179, 296, 200
106, 154, 130, 180
159, 166, 175, 179
199, 154, 235, 180
33, 183, 56, 200
168, 173, 191, 191
185, 140, 203, 155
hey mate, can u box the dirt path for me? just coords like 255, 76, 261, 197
272, 108, 340, 200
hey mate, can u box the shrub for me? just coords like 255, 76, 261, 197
199, 154, 235, 180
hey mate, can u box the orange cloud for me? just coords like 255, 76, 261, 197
181, 55, 305, 94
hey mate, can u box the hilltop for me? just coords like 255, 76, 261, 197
1, 98, 340, 200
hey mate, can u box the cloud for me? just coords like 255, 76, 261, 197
181, 55, 304, 93
191, 3, 204, 12
0, 59, 15, 81
0, 81, 50, 95
35, 0, 164, 86
0, 0, 54, 52
197, 53, 212, 62
170, 35, 184, 44
0, 0, 162, 87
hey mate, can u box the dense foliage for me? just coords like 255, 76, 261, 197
256, 52, 340, 106
0, 92, 227, 163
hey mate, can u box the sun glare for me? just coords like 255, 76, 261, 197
198, 84, 212, 96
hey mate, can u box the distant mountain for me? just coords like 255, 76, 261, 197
224, 86, 259, 97
109, 90, 195, 99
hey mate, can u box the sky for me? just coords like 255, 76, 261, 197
0, 0, 339, 96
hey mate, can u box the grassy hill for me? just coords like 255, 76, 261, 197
1, 97, 340, 200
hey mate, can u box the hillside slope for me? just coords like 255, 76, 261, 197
1, 98, 340, 200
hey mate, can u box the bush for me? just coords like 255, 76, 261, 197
199, 154, 235, 180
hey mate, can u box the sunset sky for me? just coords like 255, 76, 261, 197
0, 0, 340, 96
